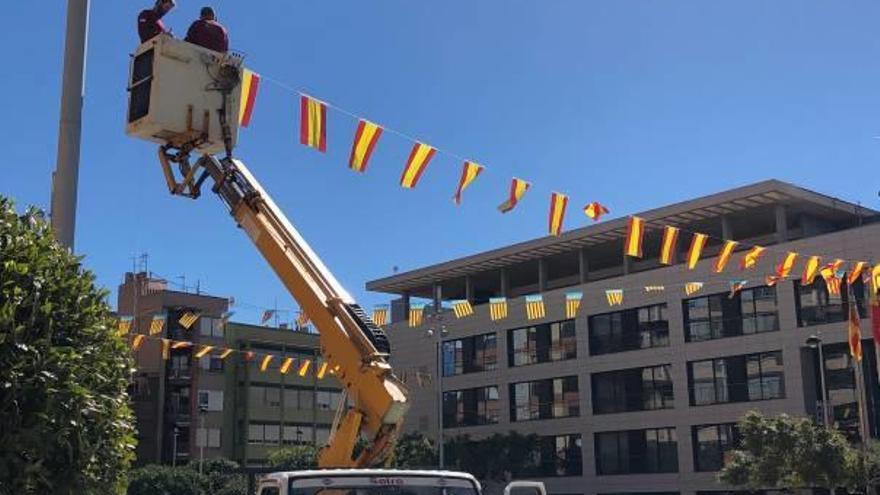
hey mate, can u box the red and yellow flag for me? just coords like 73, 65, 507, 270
317, 362, 329, 379
740, 246, 766, 270
259, 354, 274, 372
218, 349, 234, 360
298, 360, 312, 377
849, 299, 863, 361
348, 120, 383, 172
400, 143, 436, 188
131, 334, 146, 352
583, 202, 610, 222
453, 161, 484, 205
777, 252, 798, 278
848, 261, 867, 286
239, 69, 260, 127
820, 266, 842, 296
548, 192, 569, 236
195, 345, 214, 359
624, 216, 645, 258
299, 95, 327, 152
686, 233, 708, 270
872, 264, 880, 294
714, 240, 738, 273
659, 226, 679, 265
802, 256, 821, 285
498, 178, 531, 213
280, 357, 294, 375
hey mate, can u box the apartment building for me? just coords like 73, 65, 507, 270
119, 273, 342, 467
367, 180, 880, 495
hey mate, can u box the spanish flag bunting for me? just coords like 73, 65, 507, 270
583, 202, 610, 222
606, 289, 624, 307
624, 216, 645, 258
714, 240, 738, 273
659, 226, 679, 265
409, 303, 425, 328
178, 311, 200, 330
525, 294, 546, 320
452, 300, 474, 319
243, 351, 256, 362
872, 264, 880, 294
161, 339, 171, 360
195, 345, 214, 359
172, 341, 192, 350
686, 233, 709, 270
740, 246, 766, 270
489, 297, 508, 321
728, 280, 748, 299
117, 316, 133, 336
548, 192, 569, 236
684, 282, 704, 296
317, 362, 329, 380
777, 252, 798, 278
259, 354, 274, 372
219, 348, 234, 360
565, 292, 583, 319
820, 266, 842, 296
348, 119, 383, 172
849, 297, 863, 361
453, 161, 484, 205
299, 359, 312, 377
848, 261, 867, 286
399, 143, 436, 188
280, 357, 294, 374
372, 305, 389, 326
498, 178, 531, 213
131, 334, 146, 352
300, 95, 327, 152
644, 286, 665, 293
802, 256, 821, 285
149, 314, 166, 336
238, 69, 260, 127
765, 275, 781, 287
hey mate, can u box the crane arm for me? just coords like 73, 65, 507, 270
158, 150, 409, 467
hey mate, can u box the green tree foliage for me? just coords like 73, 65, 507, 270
0, 198, 136, 494
392, 432, 438, 469
268, 445, 319, 470
445, 431, 540, 481
127, 465, 206, 495
720, 411, 854, 490
197, 458, 247, 495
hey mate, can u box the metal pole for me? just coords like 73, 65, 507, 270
818, 339, 831, 428
50, 0, 90, 249
436, 337, 444, 468
199, 412, 206, 474
172, 428, 178, 467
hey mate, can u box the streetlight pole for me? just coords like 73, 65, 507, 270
198, 407, 207, 474
425, 309, 448, 469
807, 333, 831, 428
172, 426, 179, 467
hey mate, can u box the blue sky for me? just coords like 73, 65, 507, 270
3, 1, 880, 324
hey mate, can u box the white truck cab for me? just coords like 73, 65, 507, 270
256, 470, 546, 495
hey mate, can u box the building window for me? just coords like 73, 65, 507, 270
688, 351, 785, 406
595, 427, 678, 475
442, 333, 497, 376
508, 319, 577, 367
692, 423, 740, 472
533, 434, 583, 477
510, 376, 579, 422
442, 386, 500, 427
684, 286, 779, 342
249, 423, 280, 445
589, 304, 669, 355
592, 365, 674, 414
199, 355, 225, 372
796, 278, 866, 327
197, 427, 222, 448
316, 390, 343, 411
821, 343, 866, 440
197, 389, 224, 412
199, 317, 225, 338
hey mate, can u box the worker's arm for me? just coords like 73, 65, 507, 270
159, 151, 408, 467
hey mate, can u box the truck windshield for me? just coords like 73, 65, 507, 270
289, 476, 479, 495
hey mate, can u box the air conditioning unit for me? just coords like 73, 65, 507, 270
126, 34, 242, 156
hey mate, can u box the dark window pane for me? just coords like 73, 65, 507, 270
589, 304, 669, 355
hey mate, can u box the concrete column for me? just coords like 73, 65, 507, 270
775, 204, 789, 243
432, 283, 442, 312
538, 259, 548, 292
578, 248, 589, 284
622, 253, 631, 275
464, 276, 474, 304
721, 215, 733, 241
500, 268, 509, 297
401, 291, 411, 316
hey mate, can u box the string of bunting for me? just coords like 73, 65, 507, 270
235, 68, 611, 237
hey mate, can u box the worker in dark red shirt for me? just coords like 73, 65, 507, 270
137, 0, 176, 43
185, 7, 230, 53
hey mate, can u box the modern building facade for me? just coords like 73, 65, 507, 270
367, 180, 880, 495
119, 273, 342, 468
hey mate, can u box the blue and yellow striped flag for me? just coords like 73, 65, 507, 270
525, 294, 545, 321
409, 303, 425, 328
117, 316, 133, 336
150, 314, 166, 336
372, 305, 389, 327
565, 292, 583, 319
489, 297, 508, 321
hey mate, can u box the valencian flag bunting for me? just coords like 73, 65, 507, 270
686, 233, 708, 270
299, 360, 312, 377
117, 316, 133, 336
685, 282, 704, 296
777, 252, 798, 279
583, 202, 609, 222
802, 256, 821, 285
372, 305, 389, 326
871, 291, 880, 378
820, 265, 843, 297
729, 280, 748, 299
260, 354, 274, 372
195, 345, 214, 359
645, 286, 665, 293
178, 312, 200, 330
849, 294, 863, 361
624, 216, 645, 258
453, 161, 484, 205
280, 357, 294, 375
239, 69, 261, 127
409, 303, 425, 328
525, 294, 546, 320
317, 362, 330, 379
150, 314, 167, 336
400, 143, 436, 188
659, 226, 679, 265
131, 334, 146, 352
489, 297, 508, 321
548, 192, 569, 236
606, 289, 624, 307
452, 300, 474, 318
219, 349, 234, 360
565, 292, 583, 319
172, 341, 192, 350
498, 178, 531, 213
766, 275, 781, 287
740, 246, 766, 270
348, 120, 383, 172
848, 261, 867, 285
300, 95, 327, 152
714, 241, 738, 273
